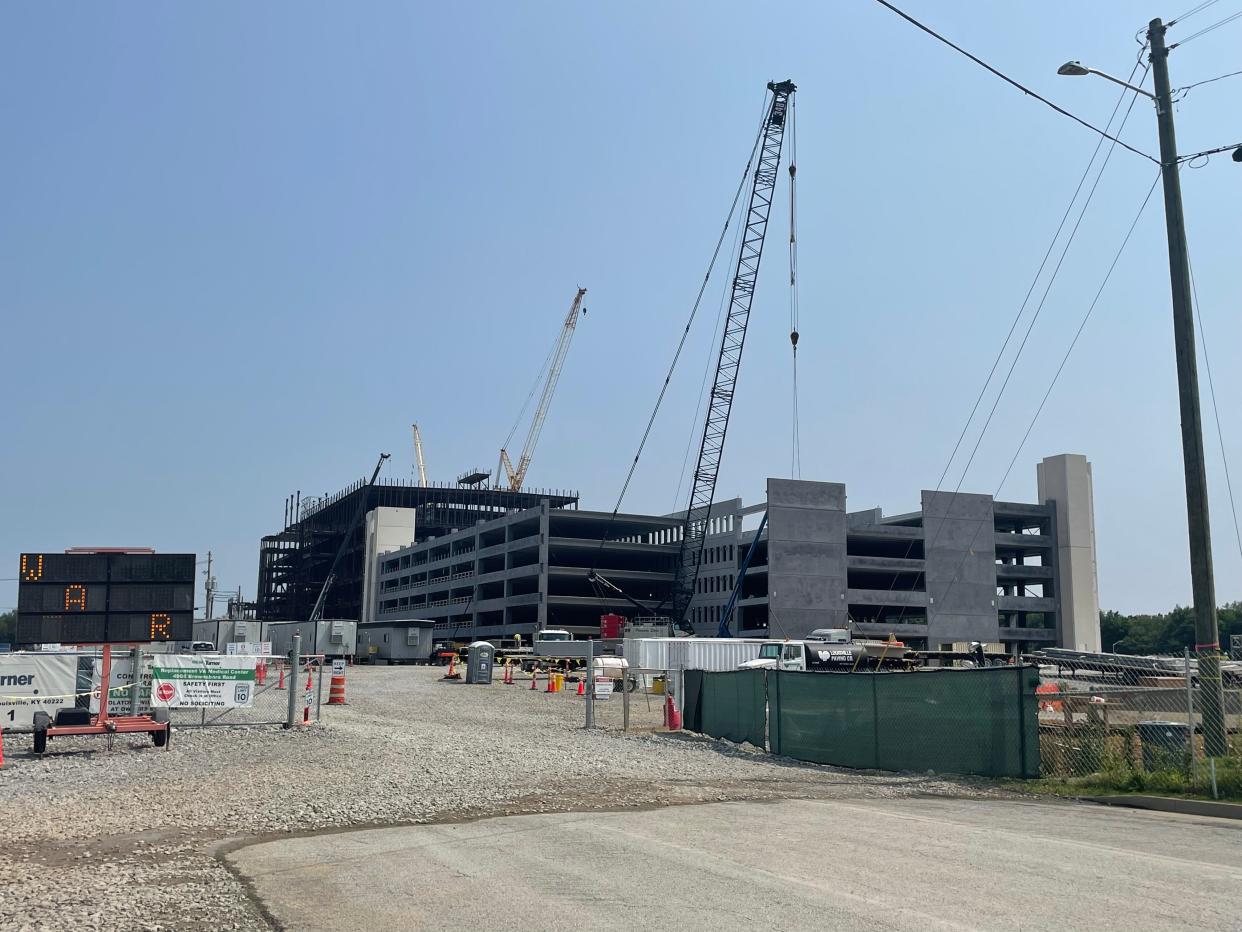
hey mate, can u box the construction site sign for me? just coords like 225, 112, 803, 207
150, 655, 256, 709
0, 653, 78, 729
89, 653, 152, 716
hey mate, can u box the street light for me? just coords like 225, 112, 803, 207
1056, 60, 1155, 98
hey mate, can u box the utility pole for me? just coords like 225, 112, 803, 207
204, 551, 214, 623
1148, 17, 1227, 757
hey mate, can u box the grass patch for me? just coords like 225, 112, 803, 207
1012, 754, 1242, 802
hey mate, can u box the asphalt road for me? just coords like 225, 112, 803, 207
229, 797, 1242, 931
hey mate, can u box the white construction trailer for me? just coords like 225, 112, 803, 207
263, 619, 357, 660
356, 620, 436, 664
191, 618, 264, 651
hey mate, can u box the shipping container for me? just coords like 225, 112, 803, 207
624, 637, 768, 673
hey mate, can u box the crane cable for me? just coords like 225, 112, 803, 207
788, 93, 802, 480
588, 92, 772, 576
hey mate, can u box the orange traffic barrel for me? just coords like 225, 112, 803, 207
328, 673, 347, 705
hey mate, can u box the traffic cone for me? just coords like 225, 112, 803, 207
545, 672, 555, 693
664, 694, 681, 730
530, 671, 538, 690
277, 666, 286, 690
576, 679, 585, 696
256, 661, 267, 686
442, 655, 461, 680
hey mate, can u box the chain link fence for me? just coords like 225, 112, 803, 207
1035, 650, 1242, 796
164, 656, 325, 728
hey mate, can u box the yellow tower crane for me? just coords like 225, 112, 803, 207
411, 423, 428, 486
497, 287, 587, 491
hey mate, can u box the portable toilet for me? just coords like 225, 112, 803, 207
465, 641, 495, 684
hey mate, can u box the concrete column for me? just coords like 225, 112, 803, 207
361, 507, 417, 626
537, 502, 549, 630
1037, 454, 1101, 652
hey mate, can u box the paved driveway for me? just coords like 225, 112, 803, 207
228, 797, 1242, 931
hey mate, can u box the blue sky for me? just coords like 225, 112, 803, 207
2, 1, 1239, 615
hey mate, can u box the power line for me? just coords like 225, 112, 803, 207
947, 65, 1150, 498
1187, 250, 1242, 567
1176, 67, 1242, 95
1174, 9, 1242, 44
887, 63, 1149, 623
902, 79, 1150, 624
1178, 141, 1242, 162
938, 172, 1162, 619
868, 0, 1159, 164
935, 58, 1149, 494
996, 171, 1162, 495
1169, 0, 1223, 27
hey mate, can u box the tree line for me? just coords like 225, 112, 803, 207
1100, 602, 1242, 656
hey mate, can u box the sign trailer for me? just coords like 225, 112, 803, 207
16, 549, 195, 755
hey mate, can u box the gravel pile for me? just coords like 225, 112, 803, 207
0, 665, 1014, 930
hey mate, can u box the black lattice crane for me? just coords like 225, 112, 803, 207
669, 80, 796, 629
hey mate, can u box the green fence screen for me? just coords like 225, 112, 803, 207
768, 669, 877, 769
682, 669, 704, 733
770, 667, 1040, 778
690, 666, 1040, 779
685, 668, 767, 748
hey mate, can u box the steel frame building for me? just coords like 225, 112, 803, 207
256, 478, 578, 622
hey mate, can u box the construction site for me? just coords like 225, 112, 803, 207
245, 78, 1105, 663
7, 5, 1242, 929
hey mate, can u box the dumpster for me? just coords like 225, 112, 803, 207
465, 641, 495, 685
1137, 720, 1191, 771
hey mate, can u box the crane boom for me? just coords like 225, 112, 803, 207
412, 423, 428, 486
670, 80, 795, 629
499, 287, 587, 491
308, 452, 390, 625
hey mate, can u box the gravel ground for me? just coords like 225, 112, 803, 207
0, 665, 1017, 930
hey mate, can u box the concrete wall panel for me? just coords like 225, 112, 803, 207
922, 490, 1000, 645
767, 480, 847, 640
